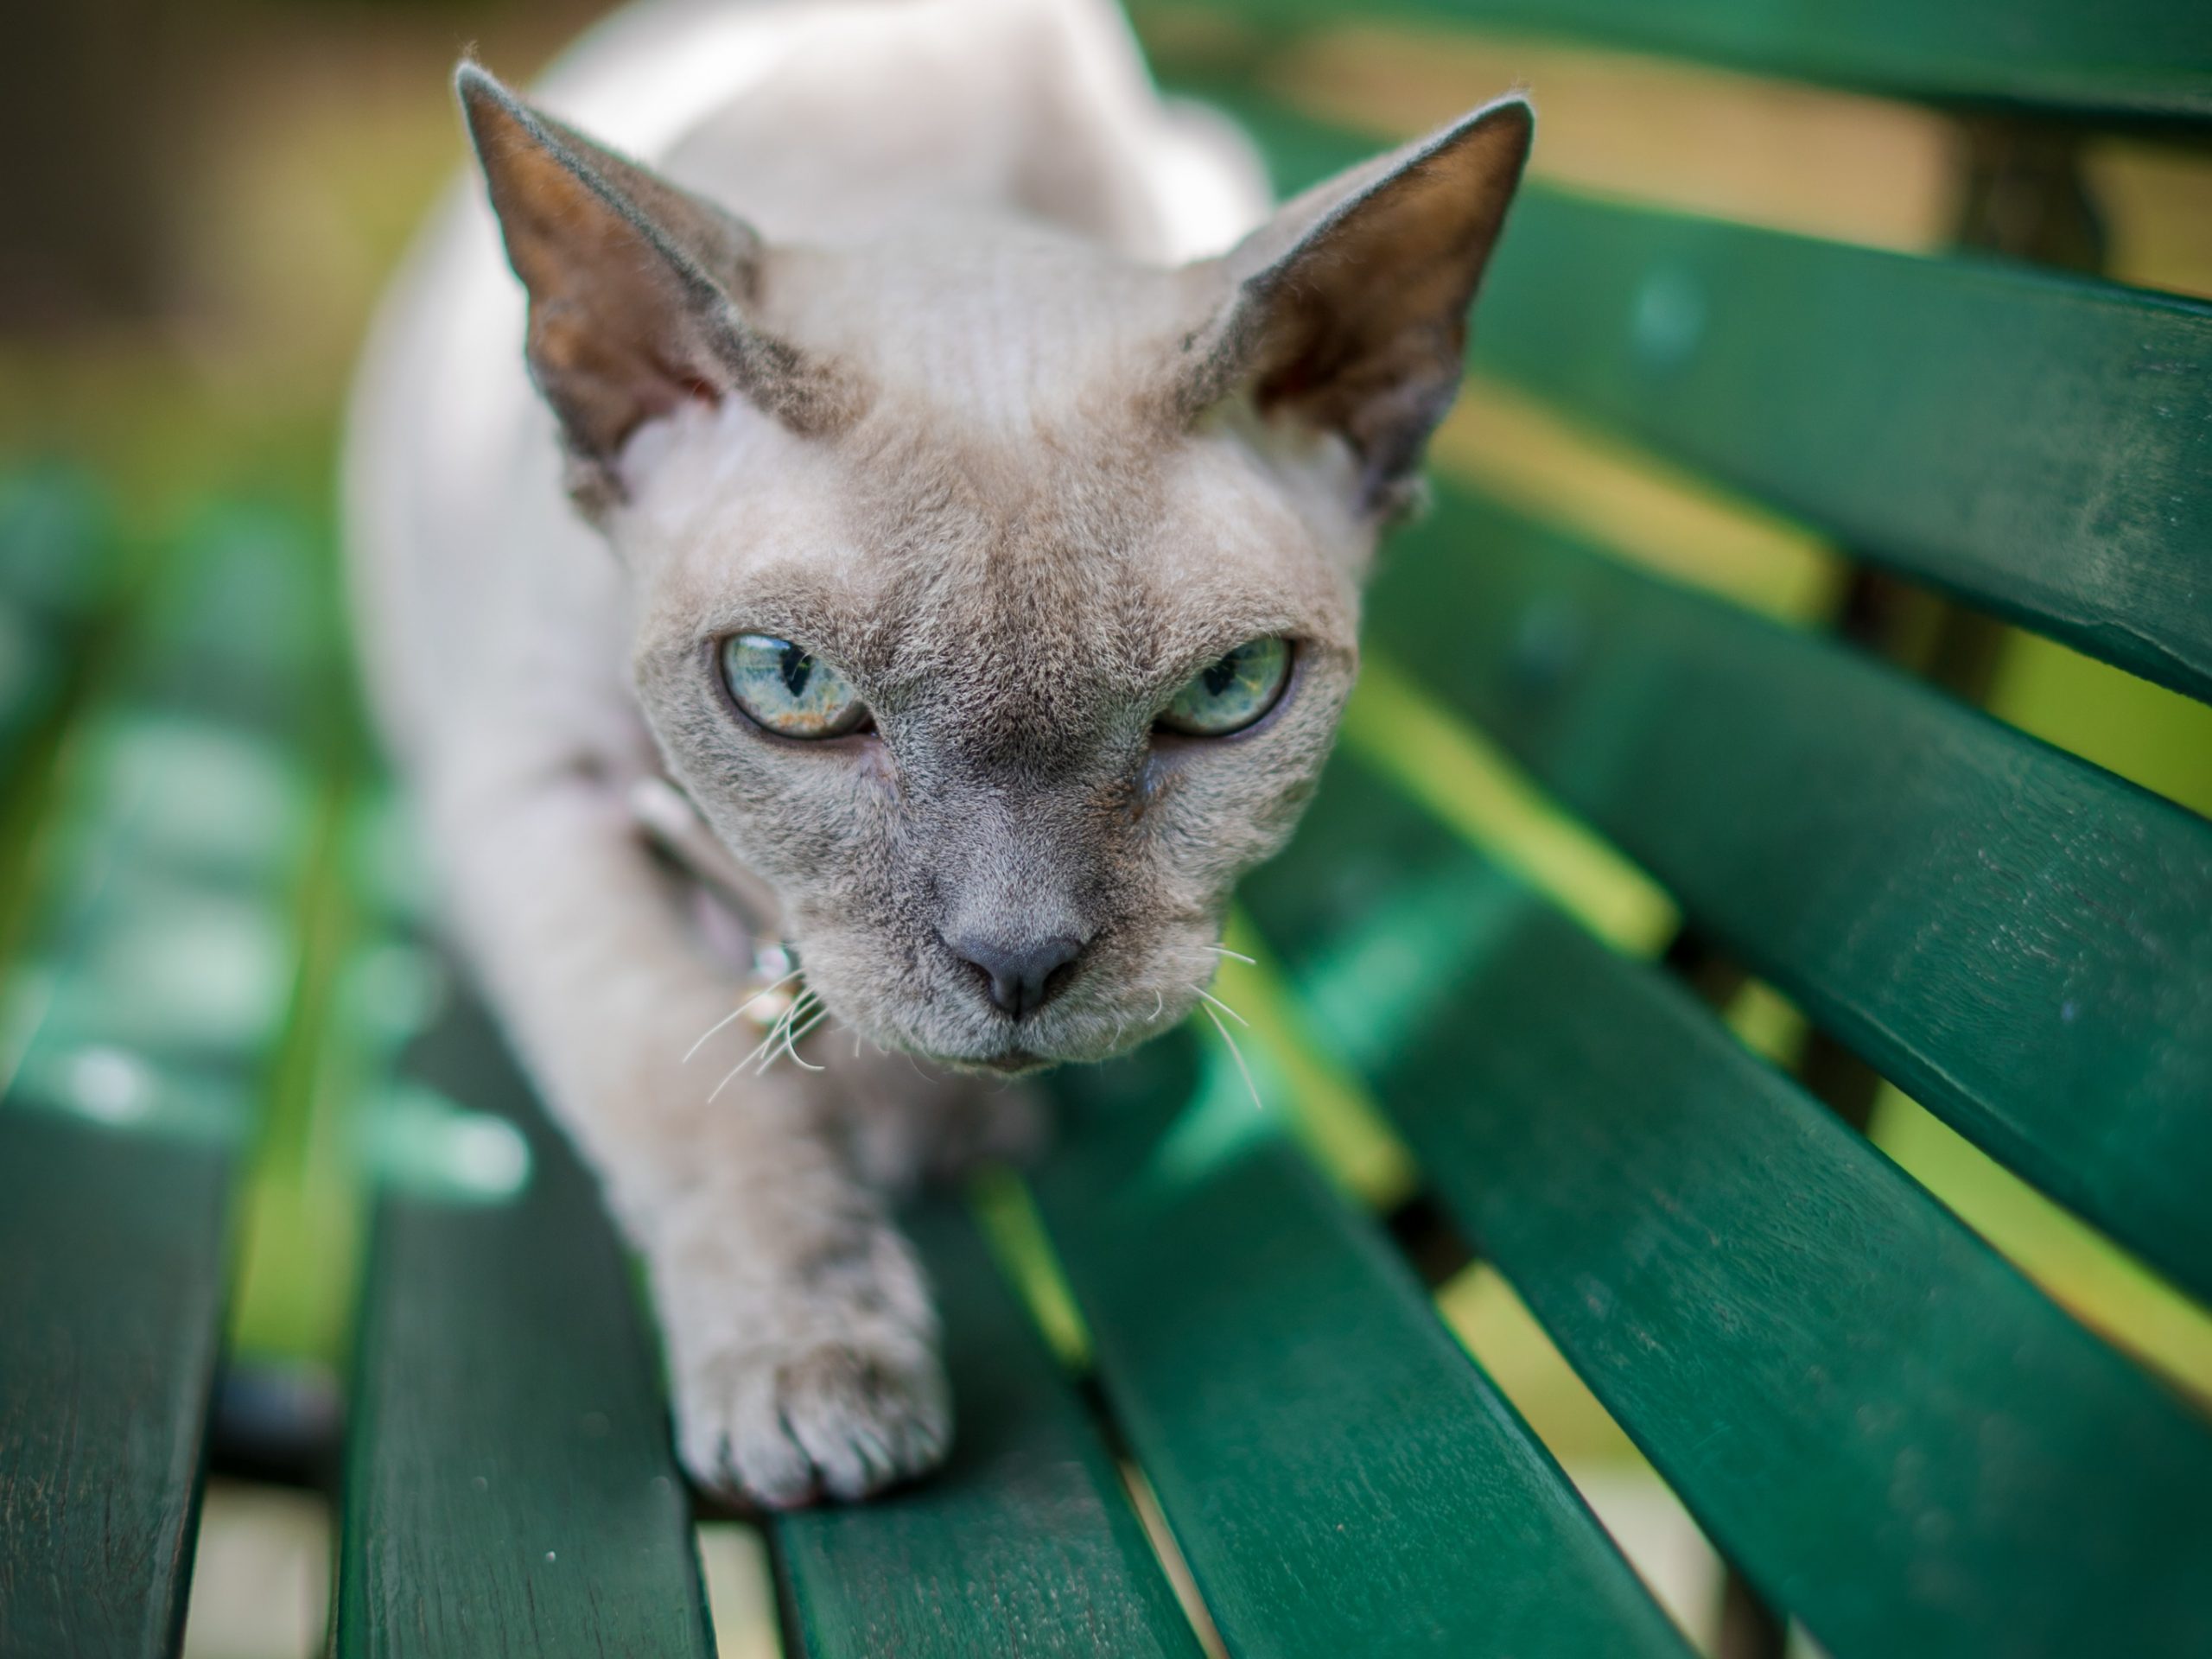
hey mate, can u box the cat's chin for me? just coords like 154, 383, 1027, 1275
889, 995, 1187, 1077
976, 1050, 1054, 1077
937, 1047, 1058, 1079
920, 1033, 1147, 1076
927, 1027, 1155, 1077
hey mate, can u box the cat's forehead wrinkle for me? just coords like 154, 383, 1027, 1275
763, 230, 1201, 435
627, 255, 1361, 780
846, 414, 1199, 692
630, 378, 1355, 666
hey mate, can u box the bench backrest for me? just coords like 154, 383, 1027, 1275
1154, 4, 2212, 1654
2, 4, 2209, 1656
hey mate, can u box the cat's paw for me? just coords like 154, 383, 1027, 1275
675, 1332, 951, 1509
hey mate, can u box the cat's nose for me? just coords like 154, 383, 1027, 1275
949, 932, 1085, 1020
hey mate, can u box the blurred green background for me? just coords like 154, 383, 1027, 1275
3, 3, 2209, 1653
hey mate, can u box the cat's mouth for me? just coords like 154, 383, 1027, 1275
908, 1034, 1070, 1077
912, 976, 1200, 1076
969, 1047, 1050, 1077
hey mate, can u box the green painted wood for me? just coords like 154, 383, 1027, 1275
1035, 1042, 1694, 1659
1471, 197, 2212, 702
333, 990, 714, 1659
1364, 483, 2212, 1305
0, 526, 321, 1659
0, 471, 117, 632
0, 1121, 238, 1659
342, 993, 1194, 1659
1162, 0, 2212, 120
0, 473, 113, 787
1243, 752, 2212, 1658
1196, 89, 2212, 703
774, 1203, 1202, 1659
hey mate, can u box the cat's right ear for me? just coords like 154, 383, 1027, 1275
456, 64, 855, 509
1173, 95, 1532, 523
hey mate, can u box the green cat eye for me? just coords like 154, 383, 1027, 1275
1158, 636, 1292, 736
721, 633, 869, 739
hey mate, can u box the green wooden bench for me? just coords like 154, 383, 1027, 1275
3, 2, 2210, 1655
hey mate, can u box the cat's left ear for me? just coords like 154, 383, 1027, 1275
1178, 95, 1532, 518
456, 63, 855, 512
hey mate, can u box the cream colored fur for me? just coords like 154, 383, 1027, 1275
345, 0, 1527, 1507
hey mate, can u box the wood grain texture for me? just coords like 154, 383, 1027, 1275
0, 1122, 236, 1659
1243, 755, 2212, 1659
1373, 483, 2212, 1304
340, 993, 1195, 1659
1036, 1043, 1694, 1659
0, 529, 319, 1659
1165, 0, 2212, 120
1195, 89, 2212, 703
333, 993, 715, 1659
774, 1203, 1202, 1659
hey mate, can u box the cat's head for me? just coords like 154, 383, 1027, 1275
459, 64, 1529, 1074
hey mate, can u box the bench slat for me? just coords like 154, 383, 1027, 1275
340, 993, 1198, 1659
0, 530, 319, 1659
1205, 91, 2212, 703
0, 474, 113, 802
334, 993, 715, 1659
1170, 0, 2212, 121
0, 1122, 238, 1659
1373, 483, 2212, 1302
774, 1203, 1203, 1659
1243, 754, 2212, 1658
1037, 1048, 1695, 1659
1474, 194, 2212, 703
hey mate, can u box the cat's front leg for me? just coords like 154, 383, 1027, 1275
440, 766, 950, 1507
646, 1126, 950, 1506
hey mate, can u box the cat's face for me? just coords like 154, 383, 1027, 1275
459, 67, 1529, 1072
619, 261, 1364, 1070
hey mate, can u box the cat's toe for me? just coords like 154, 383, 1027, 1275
677, 1338, 951, 1509
778, 1341, 951, 1500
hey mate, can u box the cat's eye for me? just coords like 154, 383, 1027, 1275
721, 633, 870, 739
1158, 637, 1292, 736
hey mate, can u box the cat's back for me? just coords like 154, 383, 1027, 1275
343, 0, 1266, 779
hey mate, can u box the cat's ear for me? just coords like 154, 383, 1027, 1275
1178, 95, 1532, 518
456, 64, 853, 506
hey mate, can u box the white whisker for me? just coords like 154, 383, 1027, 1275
1205, 945, 1257, 965
779, 1005, 831, 1071
709, 1036, 773, 1103
683, 1007, 747, 1065
752, 990, 817, 1079
712, 989, 813, 1097
1153, 989, 1165, 1021
1200, 1001, 1263, 1112
1194, 987, 1249, 1027
683, 970, 800, 1063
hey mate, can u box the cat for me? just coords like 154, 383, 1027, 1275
344, 0, 1529, 1508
